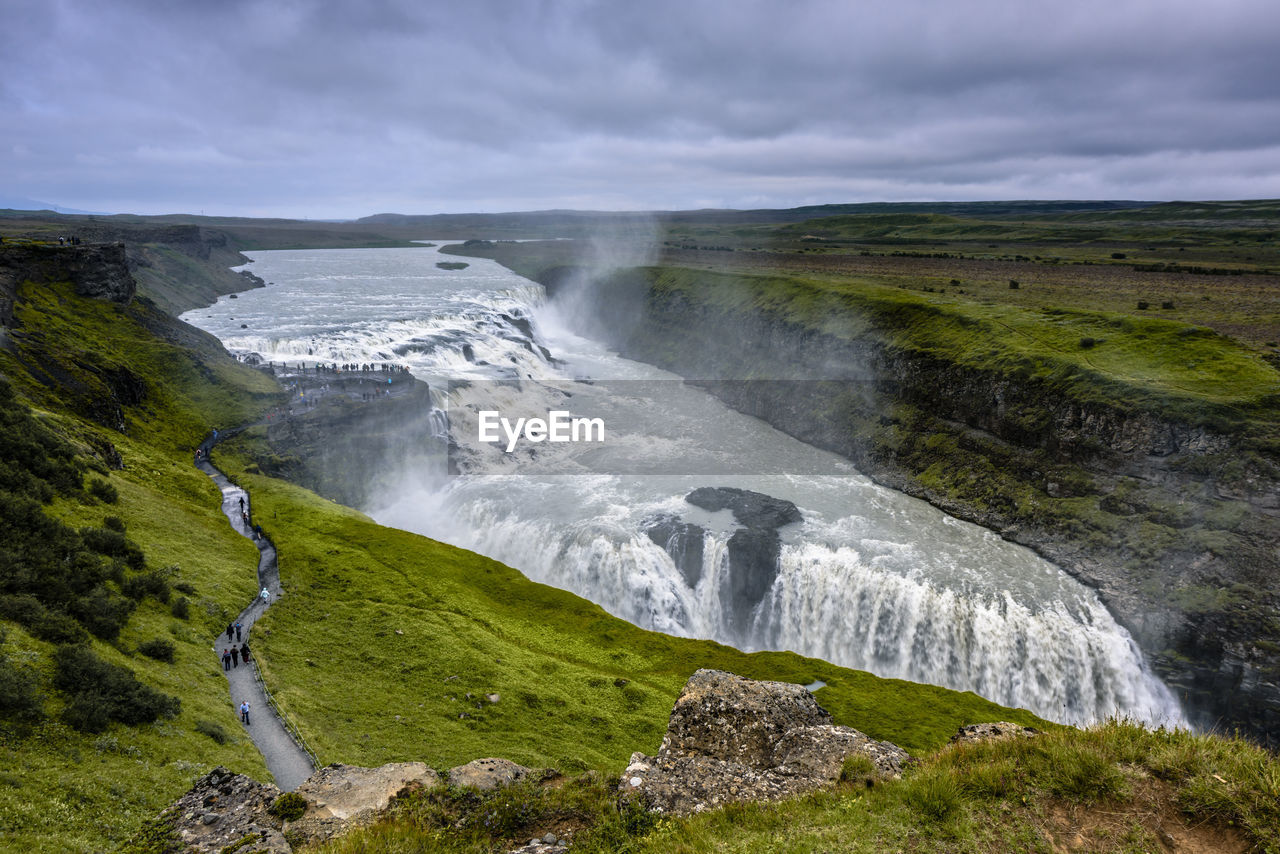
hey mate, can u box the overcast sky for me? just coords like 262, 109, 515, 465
3, 0, 1279, 218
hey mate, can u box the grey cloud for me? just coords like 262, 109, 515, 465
2, 0, 1279, 215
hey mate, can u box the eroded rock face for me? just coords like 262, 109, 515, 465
620, 669, 909, 815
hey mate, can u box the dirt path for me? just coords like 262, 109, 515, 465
197, 439, 315, 792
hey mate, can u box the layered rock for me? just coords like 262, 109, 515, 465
644, 487, 802, 642
620, 669, 908, 815
0, 242, 135, 327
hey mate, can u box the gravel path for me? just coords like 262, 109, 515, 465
197, 443, 315, 792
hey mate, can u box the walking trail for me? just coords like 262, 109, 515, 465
197, 433, 315, 791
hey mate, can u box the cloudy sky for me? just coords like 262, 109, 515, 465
3, 0, 1279, 218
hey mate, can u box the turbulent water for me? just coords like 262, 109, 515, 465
183, 244, 1186, 728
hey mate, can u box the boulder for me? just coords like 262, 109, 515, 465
620, 669, 908, 815
448, 757, 533, 790
284, 761, 440, 845
949, 721, 1040, 745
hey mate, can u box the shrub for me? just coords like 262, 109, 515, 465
87, 478, 118, 504
79, 526, 144, 571
103, 515, 125, 532
138, 639, 175, 663
268, 792, 308, 822
195, 718, 231, 745
173, 581, 196, 595
71, 587, 135, 641
123, 570, 171, 604
0, 594, 89, 644
1111, 252, 1127, 259
1137, 301, 1149, 310
1162, 300, 1175, 309
170, 596, 190, 620
1079, 337, 1097, 349
53, 645, 181, 733
1008, 280, 1019, 289
0, 653, 44, 722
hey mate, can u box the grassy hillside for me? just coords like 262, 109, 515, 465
0, 281, 280, 851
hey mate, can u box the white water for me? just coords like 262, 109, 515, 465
183, 245, 1186, 728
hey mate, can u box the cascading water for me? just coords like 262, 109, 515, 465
183, 244, 1187, 728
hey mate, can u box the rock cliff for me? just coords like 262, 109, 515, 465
0, 243, 135, 327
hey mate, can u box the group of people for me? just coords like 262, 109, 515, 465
221, 621, 252, 672
221, 621, 253, 726
57, 235, 83, 245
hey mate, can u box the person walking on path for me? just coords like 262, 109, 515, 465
235, 621, 242, 642
231, 646, 239, 667
261, 587, 270, 604
222, 649, 231, 671
240, 642, 250, 664
226, 623, 234, 642
240, 701, 250, 725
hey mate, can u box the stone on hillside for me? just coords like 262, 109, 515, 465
286, 762, 439, 846
620, 669, 908, 815
164, 766, 290, 853
949, 721, 1040, 745
448, 757, 533, 790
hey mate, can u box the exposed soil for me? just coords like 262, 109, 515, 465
1038, 778, 1248, 854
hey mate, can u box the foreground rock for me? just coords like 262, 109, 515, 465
285, 762, 440, 846
165, 767, 289, 854
619, 669, 909, 815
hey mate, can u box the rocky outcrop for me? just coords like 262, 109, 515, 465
161, 756, 550, 852
619, 669, 908, 815
252, 371, 434, 510
643, 514, 705, 587
0, 243, 135, 327
164, 767, 290, 854
645, 488, 802, 641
